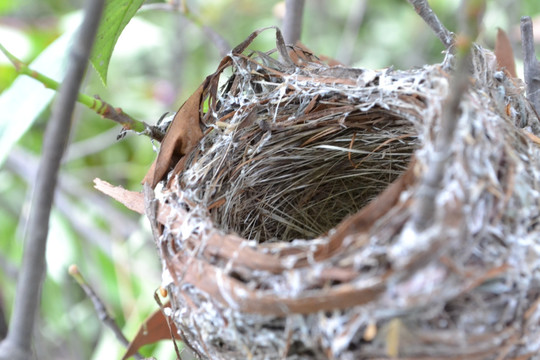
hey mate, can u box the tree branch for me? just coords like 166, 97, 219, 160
412, 0, 485, 231
336, 0, 367, 65
283, 0, 305, 45
0, 43, 164, 142
139, 2, 231, 57
5, 147, 142, 255
521, 16, 540, 115
68, 265, 144, 360
407, 0, 454, 50
0, 1, 105, 358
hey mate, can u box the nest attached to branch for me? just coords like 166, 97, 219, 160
133, 28, 540, 359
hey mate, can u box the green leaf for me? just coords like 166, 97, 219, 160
90, 0, 145, 85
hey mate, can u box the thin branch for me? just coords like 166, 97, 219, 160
68, 265, 144, 360
65, 126, 124, 161
521, 16, 540, 114
0, 299, 6, 341
0, 252, 16, 342
139, 3, 230, 57
0, 1, 105, 358
283, 0, 305, 45
5, 147, 141, 250
336, 0, 367, 65
406, 0, 454, 50
0, 43, 164, 142
412, 0, 485, 231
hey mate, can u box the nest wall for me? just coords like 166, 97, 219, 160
148, 31, 540, 359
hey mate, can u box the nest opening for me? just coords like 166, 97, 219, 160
202, 110, 417, 243
143, 30, 540, 359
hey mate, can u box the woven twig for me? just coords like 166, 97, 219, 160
147, 29, 540, 359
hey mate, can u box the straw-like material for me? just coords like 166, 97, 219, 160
146, 29, 540, 359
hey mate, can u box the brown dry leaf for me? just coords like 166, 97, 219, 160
147, 83, 205, 187
122, 304, 181, 360
318, 54, 343, 67
288, 43, 320, 67
295, 41, 343, 67
93, 178, 144, 214
495, 28, 517, 78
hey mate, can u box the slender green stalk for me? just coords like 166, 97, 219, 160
0, 42, 165, 142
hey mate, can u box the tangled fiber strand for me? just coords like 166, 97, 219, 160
146, 29, 540, 359
183, 83, 418, 242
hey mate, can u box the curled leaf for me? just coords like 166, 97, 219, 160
147, 84, 205, 187
122, 304, 181, 360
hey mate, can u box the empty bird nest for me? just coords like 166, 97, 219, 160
96, 28, 540, 359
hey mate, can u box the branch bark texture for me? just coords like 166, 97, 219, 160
407, 0, 454, 49
411, 0, 484, 231
0, 0, 104, 358
140, 2, 231, 57
69, 266, 144, 360
283, 0, 305, 45
521, 16, 540, 114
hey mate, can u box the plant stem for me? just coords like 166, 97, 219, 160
407, 0, 454, 50
412, 0, 485, 231
0, 0, 105, 358
0, 43, 165, 142
68, 265, 144, 360
521, 16, 540, 115
283, 0, 305, 45
139, 2, 230, 57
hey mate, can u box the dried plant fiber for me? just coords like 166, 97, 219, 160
144, 28, 540, 359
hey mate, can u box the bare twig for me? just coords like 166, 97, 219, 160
521, 16, 540, 114
0, 1, 105, 359
68, 265, 144, 360
283, 0, 305, 44
407, 0, 454, 49
200, 24, 231, 57
412, 0, 485, 231
0, 301, 6, 341
336, 0, 367, 65
152, 291, 186, 360
139, 2, 230, 57
65, 126, 123, 161
5, 147, 141, 253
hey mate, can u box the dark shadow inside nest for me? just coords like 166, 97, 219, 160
207, 111, 418, 244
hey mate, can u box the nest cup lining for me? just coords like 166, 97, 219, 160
204, 112, 417, 243
174, 39, 421, 244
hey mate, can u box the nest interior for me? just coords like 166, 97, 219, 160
182, 90, 417, 243
144, 28, 540, 360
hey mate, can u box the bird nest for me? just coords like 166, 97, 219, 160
103, 28, 540, 359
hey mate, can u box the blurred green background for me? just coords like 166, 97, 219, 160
1, 0, 539, 359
